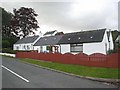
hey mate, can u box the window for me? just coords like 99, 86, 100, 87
46, 46, 52, 52
16, 46, 19, 50
27, 45, 30, 50
23, 45, 26, 49
70, 44, 83, 52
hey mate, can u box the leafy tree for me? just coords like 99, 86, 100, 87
1, 7, 19, 49
2, 40, 10, 48
10, 7, 39, 37
1, 7, 13, 38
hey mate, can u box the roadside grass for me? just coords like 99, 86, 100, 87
19, 58, 120, 79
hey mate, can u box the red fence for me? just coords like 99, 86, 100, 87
16, 52, 120, 68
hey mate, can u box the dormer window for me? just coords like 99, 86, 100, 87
54, 38, 56, 40
90, 36, 93, 39
68, 38, 71, 40
78, 37, 81, 39
45, 39, 47, 41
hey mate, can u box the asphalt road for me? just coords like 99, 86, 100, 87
2, 56, 117, 88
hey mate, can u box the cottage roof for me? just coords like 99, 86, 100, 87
34, 35, 63, 46
58, 29, 106, 44
43, 30, 57, 36
15, 35, 39, 44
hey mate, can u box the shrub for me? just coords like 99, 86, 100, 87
107, 49, 120, 54
2, 48, 17, 54
2, 48, 37, 54
2, 40, 10, 48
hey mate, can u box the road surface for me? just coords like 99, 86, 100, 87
2, 56, 117, 88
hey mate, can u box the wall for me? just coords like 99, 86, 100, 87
33, 46, 41, 52
13, 43, 33, 50
0, 53, 15, 57
16, 52, 120, 68
43, 46, 47, 52
81, 30, 114, 55
59, 30, 114, 55
60, 44, 70, 54
13, 36, 41, 51
109, 30, 114, 50
83, 42, 106, 55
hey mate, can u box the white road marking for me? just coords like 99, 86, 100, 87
2, 65, 29, 83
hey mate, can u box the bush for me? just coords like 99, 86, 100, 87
2, 37, 19, 48
2, 48, 17, 54
2, 48, 37, 54
2, 40, 10, 48
107, 49, 120, 54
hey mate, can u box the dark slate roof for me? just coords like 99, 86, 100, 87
15, 36, 39, 44
34, 35, 63, 46
44, 30, 57, 36
58, 29, 106, 44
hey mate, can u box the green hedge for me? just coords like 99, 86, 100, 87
2, 48, 17, 54
2, 48, 35, 54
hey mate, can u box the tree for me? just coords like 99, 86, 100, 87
1, 7, 19, 49
1, 7, 13, 38
2, 40, 10, 48
10, 7, 39, 37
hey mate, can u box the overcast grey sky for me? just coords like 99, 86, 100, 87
1, 0, 119, 35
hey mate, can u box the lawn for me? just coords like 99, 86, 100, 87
19, 58, 120, 79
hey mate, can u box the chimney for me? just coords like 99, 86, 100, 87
20, 36, 23, 39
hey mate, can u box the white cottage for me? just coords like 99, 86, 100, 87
33, 35, 63, 53
14, 29, 114, 55
58, 29, 114, 55
13, 35, 40, 51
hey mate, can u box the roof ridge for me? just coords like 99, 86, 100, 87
64, 29, 106, 35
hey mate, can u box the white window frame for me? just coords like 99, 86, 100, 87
70, 44, 83, 52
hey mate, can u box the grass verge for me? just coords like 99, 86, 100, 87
19, 58, 120, 79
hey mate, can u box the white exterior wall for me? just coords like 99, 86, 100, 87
60, 44, 70, 54
83, 30, 114, 55
109, 31, 114, 50
83, 42, 106, 55
33, 46, 40, 52
13, 36, 41, 51
42, 46, 47, 52
13, 43, 33, 50
59, 30, 114, 55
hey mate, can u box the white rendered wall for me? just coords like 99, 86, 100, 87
83, 42, 106, 55
13, 43, 33, 50
83, 30, 114, 55
33, 46, 40, 52
42, 46, 47, 52
13, 36, 41, 51
60, 44, 70, 54
109, 31, 114, 50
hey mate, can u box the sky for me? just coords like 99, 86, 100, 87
1, 0, 119, 35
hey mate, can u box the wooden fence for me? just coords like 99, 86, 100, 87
16, 52, 120, 68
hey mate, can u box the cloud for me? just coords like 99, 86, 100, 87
1, 0, 119, 34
